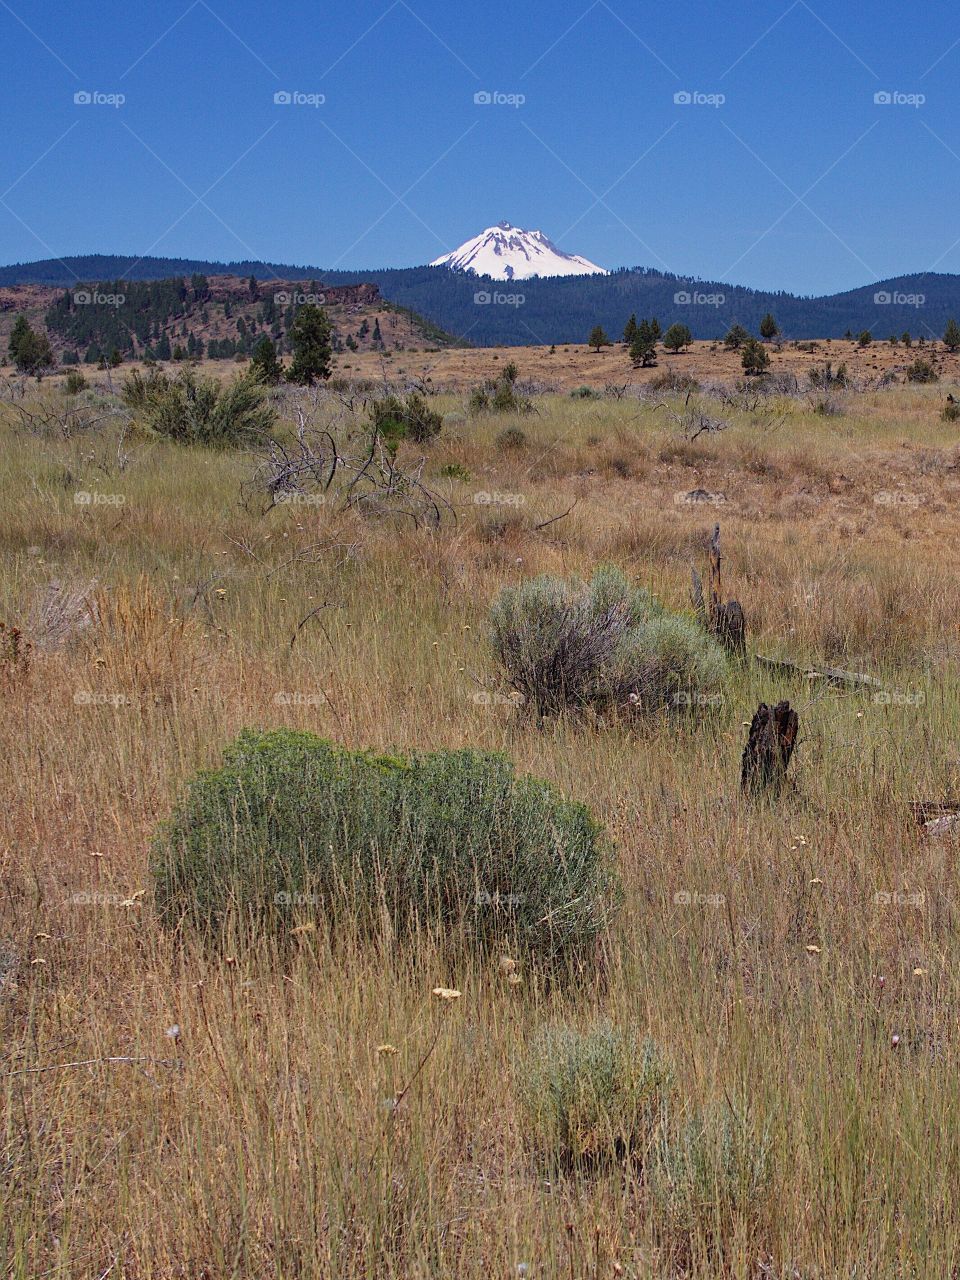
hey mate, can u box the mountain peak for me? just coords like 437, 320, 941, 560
431, 223, 607, 280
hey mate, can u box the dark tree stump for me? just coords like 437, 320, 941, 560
741, 700, 799, 793
708, 525, 746, 656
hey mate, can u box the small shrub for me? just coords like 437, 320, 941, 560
570, 385, 601, 400
649, 369, 700, 394
942, 401, 960, 422
152, 729, 618, 964
490, 567, 726, 718
370, 391, 442, 450
122, 367, 275, 446
64, 370, 87, 395
648, 1101, 773, 1268
438, 462, 470, 480
906, 358, 939, 384
496, 426, 527, 451
468, 377, 531, 415
516, 1024, 671, 1170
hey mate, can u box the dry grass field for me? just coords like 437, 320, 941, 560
339, 336, 960, 393
3, 363, 960, 1277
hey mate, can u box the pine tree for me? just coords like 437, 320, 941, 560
759, 313, 779, 340
741, 338, 770, 375
944, 318, 960, 352
723, 324, 751, 350
372, 318, 383, 347
250, 335, 283, 385
287, 304, 333, 385
588, 325, 611, 352
663, 323, 692, 354
622, 314, 638, 345
629, 319, 657, 367
8, 315, 53, 376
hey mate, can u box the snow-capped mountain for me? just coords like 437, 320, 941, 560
430, 222, 607, 280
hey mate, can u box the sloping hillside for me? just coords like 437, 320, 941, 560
0, 274, 465, 366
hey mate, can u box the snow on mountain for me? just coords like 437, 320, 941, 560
430, 222, 607, 280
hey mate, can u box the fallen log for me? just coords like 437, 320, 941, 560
755, 653, 882, 691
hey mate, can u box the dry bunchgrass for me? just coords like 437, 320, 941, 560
3, 379, 960, 1276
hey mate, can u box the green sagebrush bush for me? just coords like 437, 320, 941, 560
647, 1101, 773, 1268
370, 391, 442, 450
152, 729, 619, 963
121, 366, 276, 445
490, 566, 726, 718
516, 1023, 671, 1170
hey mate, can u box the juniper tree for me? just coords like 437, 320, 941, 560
588, 325, 611, 352
723, 324, 751, 350
663, 322, 692, 353
741, 338, 770, 375
287, 304, 333, 384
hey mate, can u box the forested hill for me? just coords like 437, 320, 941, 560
2, 255, 957, 345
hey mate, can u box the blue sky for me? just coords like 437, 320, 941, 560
1, 0, 959, 294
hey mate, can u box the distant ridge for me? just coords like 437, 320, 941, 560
2, 254, 958, 346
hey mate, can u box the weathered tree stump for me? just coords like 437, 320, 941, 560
741, 700, 799, 793
708, 524, 746, 656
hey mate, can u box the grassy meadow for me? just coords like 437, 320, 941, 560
2, 368, 960, 1277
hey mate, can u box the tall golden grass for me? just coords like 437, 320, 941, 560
2, 379, 959, 1276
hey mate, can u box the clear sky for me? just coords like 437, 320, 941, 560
1, 0, 958, 294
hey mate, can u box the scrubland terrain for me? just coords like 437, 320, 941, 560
339, 336, 960, 393
3, 366, 960, 1277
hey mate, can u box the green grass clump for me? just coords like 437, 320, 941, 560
516, 1023, 671, 1170
122, 366, 275, 445
648, 1101, 773, 1268
152, 728, 618, 963
490, 566, 727, 717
